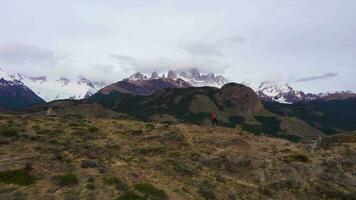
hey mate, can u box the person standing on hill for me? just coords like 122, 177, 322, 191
211, 112, 218, 126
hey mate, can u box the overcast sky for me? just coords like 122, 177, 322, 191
0, 0, 355, 93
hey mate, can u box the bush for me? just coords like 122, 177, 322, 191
87, 126, 99, 132
117, 191, 145, 200
105, 177, 128, 192
145, 124, 155, 132
0, 127, 19, 138
242, 123, 263, 135
278, 134, 302, 143
37, 129, 61, 136
284, 153, 309, 163
32, 125, 41, 131
54, 173, 78, 186
134, 183, 168, 200
0, 169, 35, 186
255, 116, 283, 135
86, 183, 96, 190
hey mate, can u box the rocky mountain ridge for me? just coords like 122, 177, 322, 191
0, 78, 44, 109
0, 68, 107, 102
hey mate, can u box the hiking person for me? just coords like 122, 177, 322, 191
210, 112, 218, 126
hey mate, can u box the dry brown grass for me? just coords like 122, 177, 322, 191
0, 114, 355, 200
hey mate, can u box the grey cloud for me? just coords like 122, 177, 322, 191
0, 42, 58, 66
180, 36, 244, 58
180, 41, 224, 57
107, 52, 227, 75
107, 53, 137, 63
296, 72, 339, 82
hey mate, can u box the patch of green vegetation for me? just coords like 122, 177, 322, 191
197, 180, 217, 200
312, 180, 356, 200
87, 126, 99, 132
263, 100, 356, 134
145, 124, 155, 132
242, 123, 263, 135
134, 183, 168, 200
242, 116, 302, 143
86, 183, 96, 190
53, 173, 78, 187
32, 125, 41, 131
37, 128, 62, 136
0, 127, 18, 137
117, 191, 145, 200
0, 169, 35, 186
106, 144, 121, 150
278, 134, 302, 143
68, 122, 81, 127
284, 153, 309, 163
255, 116, 283, 134
105, 177, 128, 192
166, 157, 197, 176
228, 116, 245, 125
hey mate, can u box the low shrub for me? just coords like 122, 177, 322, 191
37, 129, 62, 136
105, 177, 128, 192
134, 183, 168, 200
53, 173, 78, 187
117, 191, 145, 200
145, 124, 155, 132
284, 153, 309, 163
0, 127, 18, 138
87, 126, 99, 132
0, 169, 35, 186
86, 183, 96, 190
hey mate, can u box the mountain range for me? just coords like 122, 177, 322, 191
0, 68, 229, 103
0, 67, 355, 109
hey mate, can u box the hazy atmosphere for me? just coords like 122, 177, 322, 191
1, 0, 355, 93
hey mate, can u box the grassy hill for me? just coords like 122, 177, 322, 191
264, 98, 356, 134
0, 114, 355, 199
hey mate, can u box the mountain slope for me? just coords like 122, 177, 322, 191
0, 78, 45, 109
98, 72, 191, 96
264, 98, 356, 134
91, 83, 264, 125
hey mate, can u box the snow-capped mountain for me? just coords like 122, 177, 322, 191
125, 72, 149, 82
0, 68, 107, 102
256, 82, 319, 104
150, 68, 228, 88
0, 69, 45, 109
319, 91, 356, 101
99, 72, 191, 96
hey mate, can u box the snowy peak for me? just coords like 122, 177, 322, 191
0, 67, 16, 82
126, 72, 148, 82
146, 68, 228, 88
0, 67, 108, 102
167, 70, 178, 80
176, 68, 228, 88
257, 82, 319, 104
151, 71, 159, 79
